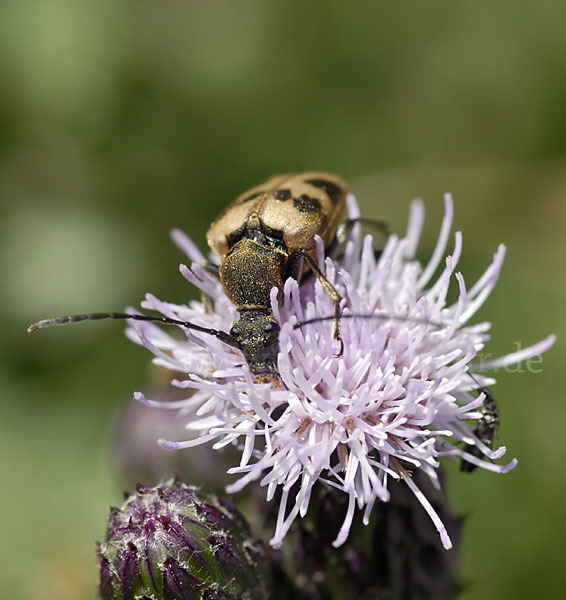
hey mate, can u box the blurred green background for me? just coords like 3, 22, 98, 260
1, 1, 564, 598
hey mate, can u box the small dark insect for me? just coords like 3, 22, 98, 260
28, 172, 388, 383
460, 381, 500, 472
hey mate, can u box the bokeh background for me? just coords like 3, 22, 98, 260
1, 1, 564, 598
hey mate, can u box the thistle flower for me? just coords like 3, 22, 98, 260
127, 194, 555, 551
97, 477, 271, 600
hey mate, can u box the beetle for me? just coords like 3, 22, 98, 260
205, 172, 349, 380
28, 172, 352, 382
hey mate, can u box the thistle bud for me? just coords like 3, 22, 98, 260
97, 477, 271, 600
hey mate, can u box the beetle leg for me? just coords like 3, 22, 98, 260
200, 292, 214, 314
201, 261, 220, 279
200, 262, 220, 314
285, 250, 303, 282
296, 248, 344, 357
328, 218, 390, 265
335, 217, 390, 245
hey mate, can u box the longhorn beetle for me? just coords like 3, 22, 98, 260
29, 172, 388, 382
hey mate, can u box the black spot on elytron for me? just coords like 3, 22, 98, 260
236, 191, 262, 205
273, 189, 292, 201
294, 194, 322, 213
305, 178, 343, 205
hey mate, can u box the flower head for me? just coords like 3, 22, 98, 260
127, 194, 555, 551
97, 477, 271, 600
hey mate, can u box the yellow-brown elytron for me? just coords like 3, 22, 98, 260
206, 172, 348, 380
28, 172, 349, 383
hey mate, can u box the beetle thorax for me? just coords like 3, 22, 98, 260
219, 236, 287, 311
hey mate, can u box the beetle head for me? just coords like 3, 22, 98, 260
229, 310, 280, 380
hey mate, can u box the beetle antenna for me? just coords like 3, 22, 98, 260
293, 313, 446, 331
27, 312, 241, 349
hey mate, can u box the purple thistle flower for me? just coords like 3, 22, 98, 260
127, 194, 555, 551
97, 478, 271, 600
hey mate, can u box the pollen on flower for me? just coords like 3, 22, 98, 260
127, 193, 555, 551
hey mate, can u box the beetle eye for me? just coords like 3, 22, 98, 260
263, 322, 273, 333
230, 325, 241, 338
